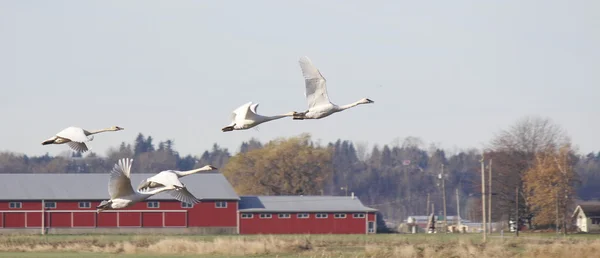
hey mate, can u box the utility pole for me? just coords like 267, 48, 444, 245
456, 188, 461, 230
441, 164, 447, 233
556, 190, 559, 235
481, 152, 487, 241
488, 159, 492, 235
426, 193, 430, 215
515, 186, 519, 237
341, 186, 348, 196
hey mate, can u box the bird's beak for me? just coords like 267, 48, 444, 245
96, 208, 104, 213
366, 99, 374, 104
209, 165, 218, 170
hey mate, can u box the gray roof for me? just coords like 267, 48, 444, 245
238, 196, 377, 212
0, 172, 239, 201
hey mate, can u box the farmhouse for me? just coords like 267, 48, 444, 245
0, 172, 377, 235
572, 203, 600, 233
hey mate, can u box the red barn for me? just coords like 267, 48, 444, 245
0, 172, 240, 234
238, 196, 377, 234
0, 172, 377, 235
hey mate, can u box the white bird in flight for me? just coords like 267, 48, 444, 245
136, 165, 218, 205
42, 126, 124, 153
292, 56, 374, 120
221, 101, 294, 132
96, 158, 177, 213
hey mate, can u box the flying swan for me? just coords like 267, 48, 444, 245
292, 56, 374, 120
221, 102, 294, 132
42, 126, 124, 153
136, 165, 218, 205
96, 158, 179, 213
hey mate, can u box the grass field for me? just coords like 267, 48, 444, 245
0, 233, 599, 257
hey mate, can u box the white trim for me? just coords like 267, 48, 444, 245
353, 213, 366, 218
180, 202, 193, 208
236, 206, 240, 234
334, 213, 346, 219
259, 213, 272, 219
241, 213, 254, 219
9, 202, 22, 209
146, 201, 160, 209
78, 202, 91, 209
0, 210, 187, 213
278, 213, 291, 219
215, 201, 227, 208
44, 202, 57, 209
297, 213, 309, 219
315, 213, 328, 219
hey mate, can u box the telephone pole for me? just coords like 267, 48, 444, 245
426, 193, 430, 215
488, 159, 492, 234
481, 153, 487, 241
456, 188, 461, 229
515, 186, 519, 237
441, 164, 447, 233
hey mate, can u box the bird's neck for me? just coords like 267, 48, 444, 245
338, 100, 362, 111
88, 128, 114, 135
176, 168, 207, 177
259, 112, 294, 122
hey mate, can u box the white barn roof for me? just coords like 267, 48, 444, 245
0, 172, 239, 201
239, 196, 377, 212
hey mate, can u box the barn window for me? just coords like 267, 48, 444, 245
215, 201, 227, 208
78, 202, 91, 208
44, 202, 56, 209
9, 202, 21, 209
334, 213, 347, 219
316, 213, 328, 219
147, 201, 160, 208
278, 213, 291, 219
260, 213, 272, 219
297, 213, 309, 219
181, 202, 193, 208
241, 213, 254, 219
593, 218, 600, 225
353, 213, 366, 218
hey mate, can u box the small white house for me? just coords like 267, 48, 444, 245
572, 204, 600, 233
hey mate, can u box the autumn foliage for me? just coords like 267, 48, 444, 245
222, 134, 333, 195
523, 144, 577, 227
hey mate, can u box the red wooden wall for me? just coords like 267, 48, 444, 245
239, 212, 374, 234
0, 200, 238, 229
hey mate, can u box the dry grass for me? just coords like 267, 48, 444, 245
0, 234, 600, 257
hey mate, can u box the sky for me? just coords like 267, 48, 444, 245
0, 0, 598, 157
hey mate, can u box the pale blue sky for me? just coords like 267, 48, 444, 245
1, 0, 598, 157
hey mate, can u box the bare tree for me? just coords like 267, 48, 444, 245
491, 116, 570, 154
489, 115, 571, 228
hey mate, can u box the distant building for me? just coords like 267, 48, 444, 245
572, 204, 600, 233
0, 173, 377, 235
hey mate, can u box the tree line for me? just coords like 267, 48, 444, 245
0, 116, 598, 230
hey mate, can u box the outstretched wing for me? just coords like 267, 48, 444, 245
56, 127, 91, 143
299, 56, 331, 108
249, 103, 259, 114
169, 187, 200, 205
67, 142, 89, 153
108, 158, 135, 199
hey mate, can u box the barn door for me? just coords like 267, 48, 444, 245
368, 221, 375, 233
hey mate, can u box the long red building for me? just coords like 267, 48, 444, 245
0, 172, 377, 234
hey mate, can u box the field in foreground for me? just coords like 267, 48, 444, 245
0, 233, 600, 257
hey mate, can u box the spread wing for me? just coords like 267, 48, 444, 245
67, 142, 89, 153
56, 127, 91, 143
108, 158, 135, 199
169, 187, 200, 205
232, 101, 256, 121
249, 103, 259, 114
299, 56, 331, 108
